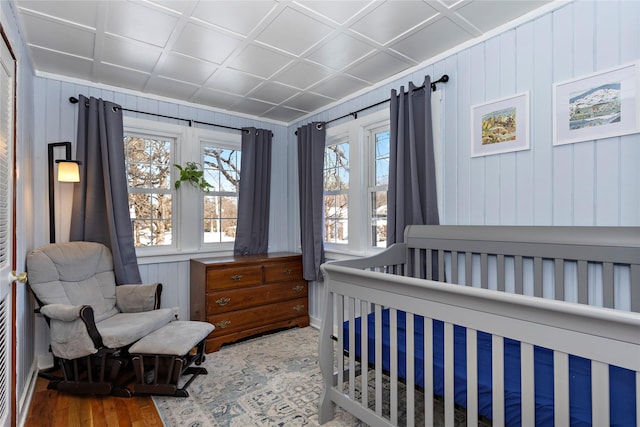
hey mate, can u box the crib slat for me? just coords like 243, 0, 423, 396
451, 251, 459, 284
521, 342, 535, 426
631, 265, 639, 312
375, 304, 382, 416
338, 296, 344, 391
637, 371, 640, 427
424, 318, 434, 426
515, 256, 524, 295
444, 322, 454, 426
481, 253, 489, 289
554, 351, 570, 427
497, 254, 505, 292
603, 262, 614, 309
554, 258, 565, 302
390, 308, 398, 426
591, 361, 609, 426
360, 300, 368, 409
426, 249, 432, 280
534, 257, 543, 298
438, 249, 445, 281
466, 329, 478, 426
406, 313, 415, 427
578, 260, 588, 305
465, 251, 473, 286
492, 335, 505, 426
348, 298, 356, 398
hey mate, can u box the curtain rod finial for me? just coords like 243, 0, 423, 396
69, 96, 79, 104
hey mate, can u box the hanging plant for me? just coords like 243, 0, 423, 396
174, 162, 214, 192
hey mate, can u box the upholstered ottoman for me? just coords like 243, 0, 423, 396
129, 320, 214, 397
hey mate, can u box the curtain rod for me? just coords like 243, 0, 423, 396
68, 96, 246, 133
322, 74, 449, 128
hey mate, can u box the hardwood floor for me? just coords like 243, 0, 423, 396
25, 375, 164, 427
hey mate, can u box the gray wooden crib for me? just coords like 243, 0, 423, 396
318, 225, 640, 426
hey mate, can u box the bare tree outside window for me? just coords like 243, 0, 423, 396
323, 141, 349, 244
124, 136, 173, 247
202, 146, 241, 243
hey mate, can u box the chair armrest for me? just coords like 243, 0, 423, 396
39, 304, 103, 360
116, 283, 163, 312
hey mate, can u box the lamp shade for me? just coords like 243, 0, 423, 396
57, 161, 80, 182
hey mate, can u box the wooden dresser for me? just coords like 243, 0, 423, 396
190, 252, 309, 353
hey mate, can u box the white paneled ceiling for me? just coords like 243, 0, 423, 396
13, 0, 552, 123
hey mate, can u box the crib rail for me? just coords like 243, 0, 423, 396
317, 225, 640, 426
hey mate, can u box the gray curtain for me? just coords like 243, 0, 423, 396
70, 95, 142, 285
234, 127, 272, 255
387, 76, 440, 246
297, 122, 326, 281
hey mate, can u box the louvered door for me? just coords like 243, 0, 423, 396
0, 33, 15, 427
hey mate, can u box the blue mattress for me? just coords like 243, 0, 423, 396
343, 309, 636, 426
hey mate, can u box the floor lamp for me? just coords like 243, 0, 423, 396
48, 142, 80, 243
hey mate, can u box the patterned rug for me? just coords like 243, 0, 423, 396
153, 326, 488, 427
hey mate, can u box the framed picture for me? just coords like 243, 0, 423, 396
553, 61, 640, 146
471, 92, 529, 157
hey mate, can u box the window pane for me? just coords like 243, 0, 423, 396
374, 130, 390, 186
371, 191, 387, 248
124, 136, 171, 190
129, 193, 172, 247
202, 146, 240, 243
323, 141, 349, 245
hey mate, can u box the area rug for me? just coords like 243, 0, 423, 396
152, 327, 362, 426
153, 326, 487, 427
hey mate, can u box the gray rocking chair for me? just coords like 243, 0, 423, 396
26, 241, 175, 396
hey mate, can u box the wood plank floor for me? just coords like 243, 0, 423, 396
25, 375, 164, 427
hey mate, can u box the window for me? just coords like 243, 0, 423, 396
202, 145, 241, 243
323, 140, 349, 244
125, 134, 174, 247
369, 127, 390, 248
124, 117, 241, 255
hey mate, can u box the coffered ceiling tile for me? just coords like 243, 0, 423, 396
311, 74, 369, 100
273, 61, 331, 90
285, 92, 334, 112
295, 1, 374, 25
145, 76, 200, 100
94, 63, 150, 92
102, 35, 162, 73
20, 13, 95, 58
192, 1, 277, 36
29, 45, 94, 80
105, 1, 178, 47
345, 51, 412, 84
260, 106, 306, 122
228, 44, 292, 79
173, 22, 243, 64
191, 87, 243, 110
307, 33, 374, 71
232, 98, 277, 117
16, 0, 99, 28
255, 6, 332, 55
350, 1, 439, 45
456, 0, 549, 32
155, 52, 217, 85
250, 82, 299, 105
391, 17, 471, 63
206, 69, 264, 96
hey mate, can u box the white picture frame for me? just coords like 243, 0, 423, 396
553, 61, 640, 146
471, 92, 530, 157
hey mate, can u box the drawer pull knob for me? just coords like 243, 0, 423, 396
216, 297, 231, 306
230, 274, 243, 281
283, 269, 292, 275
293, 304, 305, 312
215, 320, 231, 329
292, 285, 304, 292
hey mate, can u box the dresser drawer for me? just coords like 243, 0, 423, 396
207, 297, 307, 336
264, 260, 303, 283
206, 265, 262, 291
207, 281, 308, 314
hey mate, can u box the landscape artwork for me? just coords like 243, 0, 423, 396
553, 61, 639, 145
471, 92, 529, 157
569, 83, 621, 130
481, 107, 517, 145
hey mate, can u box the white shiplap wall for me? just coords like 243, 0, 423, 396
292, 0, 640, 324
